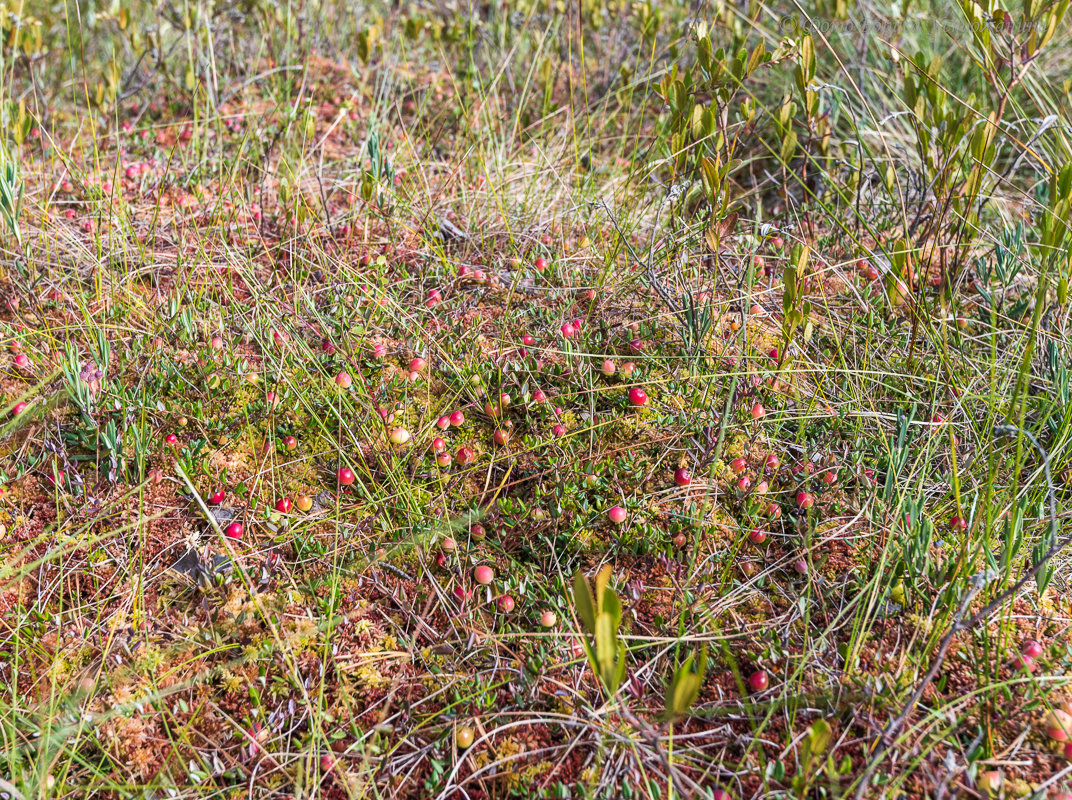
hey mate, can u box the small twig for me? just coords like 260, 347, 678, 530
1034, 762, 1072, 796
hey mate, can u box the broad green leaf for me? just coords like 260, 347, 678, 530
601, 584, 622, 627
780, 129, 797, 165
612, 652, 627, 693
594, 564, 612, 606
808, 719, 832, 756
572, 570, 596, 633
701, 156, 719, 197
595, 613, 617, 673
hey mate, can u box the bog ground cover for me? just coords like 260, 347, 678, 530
3, 1, 1072, 797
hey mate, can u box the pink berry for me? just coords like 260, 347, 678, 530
674, 468, 691, 486
628, 387, 647, 406
751, 403, 765, 419
1022, 639, 1045, 659
474, 565, 495, 584
225, 522, 243, 539
796, 492, 814, 509
336, 371, 353, 388
449, 410, 465, 427
209, 488, 226, 504
338, 467, 356, 485
275, 497, 292, 513
608, 506, 627, 524
496, 595, 515, 613
747, 670, 769, 693
1046, 709, 1072, 741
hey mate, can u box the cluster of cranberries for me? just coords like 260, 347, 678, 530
432, 533, 557, 626
1013, 638, 1045, 672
